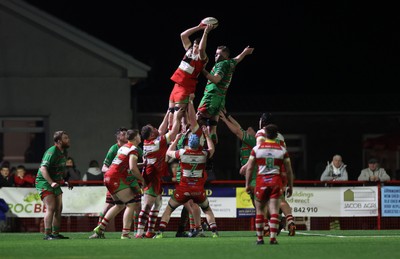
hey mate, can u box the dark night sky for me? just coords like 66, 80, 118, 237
24, 1, 400, 112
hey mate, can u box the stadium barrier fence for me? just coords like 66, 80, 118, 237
1, 180, 399, 232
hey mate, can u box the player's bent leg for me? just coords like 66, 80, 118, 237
90, 203, 125, 239
280, 199, 295, 236
145, 195, 162, 238
111, 189, 135, 239
176, 202, 190, 237
155, 198, 181, 239
120, 197, 138, 239
198, 199, 218, 237
136, 194, 156, 238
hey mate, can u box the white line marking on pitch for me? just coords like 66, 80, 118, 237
284, 231, 400, 238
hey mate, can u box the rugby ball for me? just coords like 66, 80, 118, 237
201, 17, 219, 27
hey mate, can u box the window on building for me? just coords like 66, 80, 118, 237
0, 117, 48, 170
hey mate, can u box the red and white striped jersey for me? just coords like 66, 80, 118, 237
255, 129, 286, 147
172, 148, 209, 187
250, 141, 289, 176
143, 134, 169, 176
108, 142, 140, 175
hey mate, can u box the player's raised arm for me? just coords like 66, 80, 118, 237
233, 46, 254, 64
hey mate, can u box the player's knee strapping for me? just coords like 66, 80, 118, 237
125, 198, 138, 205
133, 195, 142, 203
168, 201, 178, 211
199, 200, 210, 211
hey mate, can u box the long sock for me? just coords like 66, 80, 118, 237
189, 213, 195, 230
147, 210, 159, 234
286, 214, 294, 225
52, 226, 60, 235
98, 212, 105, 225
159, 220, 167, 233
264, 218, 269, 231
133, 212, 139, 233
44, 227, 51, 235
255, 215, 264, 242
99, 217, 110, 231
209, 222, 217, 233
122, 228, 130, 237
269, 214, 279, 240
137, 210, 149, 236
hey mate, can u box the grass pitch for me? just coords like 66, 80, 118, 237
0, 230, 399, 259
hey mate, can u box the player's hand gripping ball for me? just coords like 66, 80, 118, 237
201, 17, 219, 28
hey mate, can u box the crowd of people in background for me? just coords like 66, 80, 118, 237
1, 154, 393, 189
0, 157, 103, 188
320, 154, 391, 182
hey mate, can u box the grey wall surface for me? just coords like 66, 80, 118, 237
0, 79, 133, 172
0, 0, 149, 171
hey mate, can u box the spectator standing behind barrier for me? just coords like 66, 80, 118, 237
14, 165, 35, 187
65, 157, 82, 181
82, 160, 103, 182
320, 154, 348, 230
0, 165, 14, 187
320, 154, 348, 181
358, 158, 391, 182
